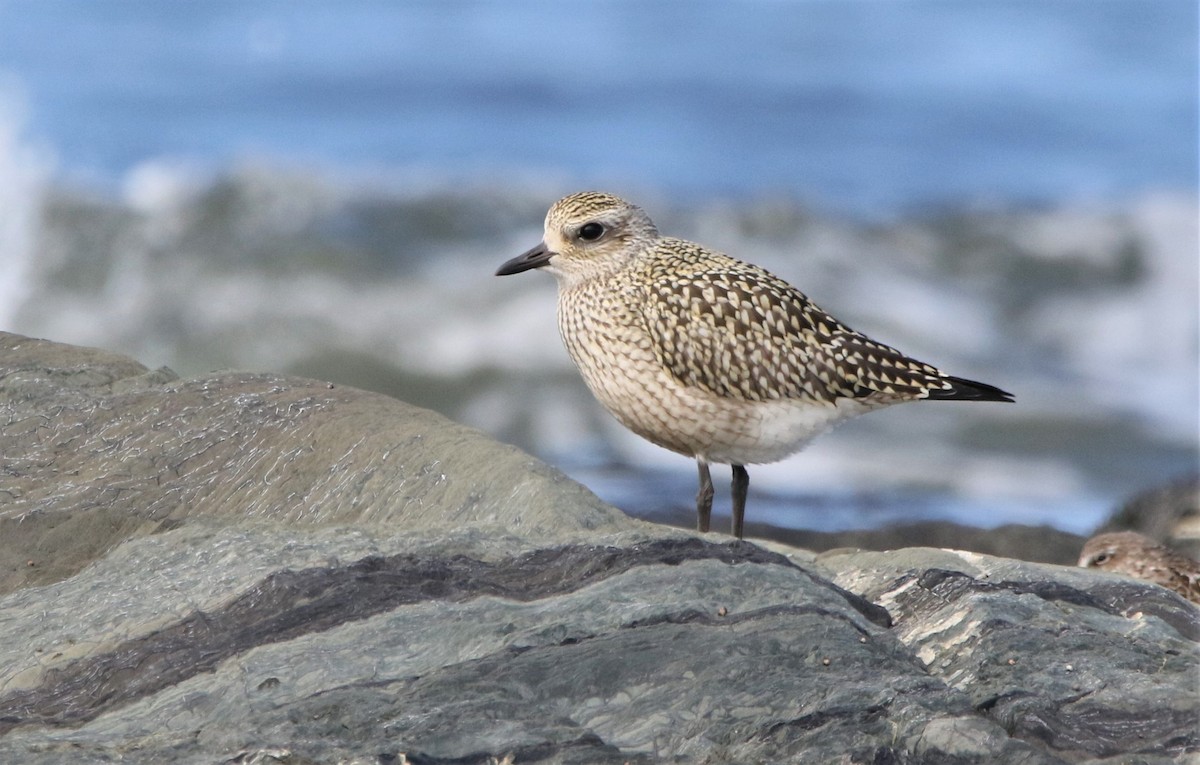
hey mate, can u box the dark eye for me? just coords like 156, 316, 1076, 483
578, 222, 605, 241
1092, 553, 1110, 565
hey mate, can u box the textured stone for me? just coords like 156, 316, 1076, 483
0, 332, 625, 595
0, 332, 1195, 764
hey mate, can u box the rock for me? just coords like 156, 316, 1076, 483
748, 518, 1087, 566
0, 332, 1195, 764
0, 332, 625, 595
823, 547, 1199, 760
646, 503, 1088, 567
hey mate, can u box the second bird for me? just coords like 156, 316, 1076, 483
497, 191, 1013, 539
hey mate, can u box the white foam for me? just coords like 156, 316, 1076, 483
0, 80, 53, 328
1025, 195, 1199, 438
121, 159, 209, 215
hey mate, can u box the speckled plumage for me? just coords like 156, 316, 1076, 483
1078, 531, 1200, 604
497, 192, 1013, 538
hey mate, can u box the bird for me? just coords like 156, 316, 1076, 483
1078, 531, 1200, 604
496, 191, 1013, 539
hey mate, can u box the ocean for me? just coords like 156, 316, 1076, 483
0, 0, 1196, 534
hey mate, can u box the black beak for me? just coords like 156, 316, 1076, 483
496, 242, 553, 276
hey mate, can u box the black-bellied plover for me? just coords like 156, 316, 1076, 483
497, 191, 1013, 539
1079, 531, 1200, 604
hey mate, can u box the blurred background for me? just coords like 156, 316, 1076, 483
0, 0, 1196, 537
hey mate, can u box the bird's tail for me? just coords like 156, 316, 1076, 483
925, 375, 1014, 402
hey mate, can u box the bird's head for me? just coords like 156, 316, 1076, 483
1078, 531, 1146, 569
496, 191, 659, 286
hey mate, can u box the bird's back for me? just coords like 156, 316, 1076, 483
634, 238, 1002, 407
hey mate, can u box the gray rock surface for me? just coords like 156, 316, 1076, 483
0, 332, 1196, 764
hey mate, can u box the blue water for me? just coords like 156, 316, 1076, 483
0, 0, 1195, 214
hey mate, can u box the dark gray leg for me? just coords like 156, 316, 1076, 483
696, 459, 714, 533
731, 464, 749, 539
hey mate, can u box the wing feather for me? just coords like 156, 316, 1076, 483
640, 243, 952, 404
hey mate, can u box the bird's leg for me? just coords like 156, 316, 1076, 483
731, 464, 749, 540
695, 459, 713, 533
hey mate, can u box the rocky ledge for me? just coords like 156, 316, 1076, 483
0, 332, 1195, 765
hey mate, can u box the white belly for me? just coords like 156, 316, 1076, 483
575, 354, 874, 465
556, 280, 878, 466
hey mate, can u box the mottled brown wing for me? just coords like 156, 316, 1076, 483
641, 248, 949, 404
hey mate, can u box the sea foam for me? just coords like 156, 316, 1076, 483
0, 85, 52, 328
